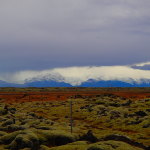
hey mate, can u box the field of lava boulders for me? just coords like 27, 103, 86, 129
0, 88, 149, 150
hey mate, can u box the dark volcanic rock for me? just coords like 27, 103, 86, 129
135, 111, 147, 117
7, 125, 26, 132
0, 108, 8, 115
121, 100, 132, 106
102, 134, 149, 150
80, 130, 98, 143
1, 119, 14, 127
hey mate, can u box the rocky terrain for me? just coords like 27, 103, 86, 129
0, 88, 149, 150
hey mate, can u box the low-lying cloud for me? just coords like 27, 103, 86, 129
0, 62, 150, 86
133, 61, 150, 67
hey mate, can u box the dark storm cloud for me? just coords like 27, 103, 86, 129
0, 0, 150, 72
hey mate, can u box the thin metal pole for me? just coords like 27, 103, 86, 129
70, 100, 73, 133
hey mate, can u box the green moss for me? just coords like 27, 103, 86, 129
0, 88, 149, 148
0, 131, 22, 144
0, 131, 7, 137
36, 130, 76, 146
7, 130, 39, 150
40, 145, 51, 150
0, 108, 7, 116
88, 141, 143, 150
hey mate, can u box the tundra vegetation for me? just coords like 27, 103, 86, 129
0, 88, 149, 150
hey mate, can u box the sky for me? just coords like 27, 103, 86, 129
0, 0, 150, 75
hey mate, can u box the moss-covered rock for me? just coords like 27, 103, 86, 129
7, 130, 39, 150
1, 119, 15, 127
0, 131, 7, 137
0, 108, 8, 116
37, 130, 76, 146
87, 141, 143, 150
7, 124, 26, 132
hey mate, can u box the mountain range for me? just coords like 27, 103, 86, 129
0, 62, 150, 87
0, 79, 150, 87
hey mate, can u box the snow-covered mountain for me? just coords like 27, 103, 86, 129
0, 79, 150, 87
25, 79, 150, 87
0, 62, 150, 87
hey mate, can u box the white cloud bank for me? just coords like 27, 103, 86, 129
0, 62, 150, 86
133, 61, 150, 67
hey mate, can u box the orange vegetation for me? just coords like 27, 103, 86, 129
0, 90, 149, 103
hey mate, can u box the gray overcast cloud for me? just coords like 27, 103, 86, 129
0, 0, 150, 72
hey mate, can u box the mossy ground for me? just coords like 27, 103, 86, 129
0, 88, 149, 150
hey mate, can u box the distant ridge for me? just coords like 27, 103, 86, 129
0, 80, 22, 87
79, 79, 150, 87
0, 79, 150, 87
0, 63, 150, 87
